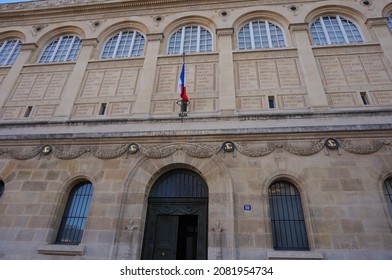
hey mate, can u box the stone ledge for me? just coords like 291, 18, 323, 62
268, 250, 323, 260
37, 244, 85, 256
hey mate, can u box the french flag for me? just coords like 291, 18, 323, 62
178, 63, 189, 102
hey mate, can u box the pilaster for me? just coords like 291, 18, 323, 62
54, 38, 99, 118
132, 33, 163, 117
216, 28, 236, 116
289, 23, 329, 111
366, 17, 392, 65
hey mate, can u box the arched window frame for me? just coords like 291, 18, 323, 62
38, 35, 82, 63
268, 180, 309, 251
55, 181, 93, 245
238, 20, 286, 50
388, 14, 392, 31
101, 30, 145, 59
384, 177, 392, 216
310, 15, 363, 45
168, 25, 213, 54
0, 39, 21, 66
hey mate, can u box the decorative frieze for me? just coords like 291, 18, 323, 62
0, 138, 390, 160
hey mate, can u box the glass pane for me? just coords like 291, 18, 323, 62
311, 20, 327, 45
238, 24, 252, 50
388, 15, 392, 31
0, 40, 21, 65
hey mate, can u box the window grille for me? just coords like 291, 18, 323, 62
101, 30, 145, 59
55, 181, 93, 244
310, 15, 363, 45
39, 35, 81, 63
168, 25, 212, 54
238, 21, 286, 50
268, 180, 309, 250
0, 39, 21, 66
384, 178, 392, 216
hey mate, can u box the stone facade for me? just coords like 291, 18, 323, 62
0, 0, 391, 259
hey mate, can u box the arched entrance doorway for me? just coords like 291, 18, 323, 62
141, 168, 208, 260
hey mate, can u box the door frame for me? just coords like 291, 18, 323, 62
141, 198, 208, 260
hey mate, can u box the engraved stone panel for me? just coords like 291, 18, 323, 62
99, 69, 122, 96
108, 102, 132, 116
1, 107, 22, 119
373, 92, 392, 105
74, 104, 96, 117
329, 93, 356, 107
238, 97, 262, 110
318, 57, 347, 86
236, 57, 303, 93
339, 56, 368, 85
257, 61, 279, 89
280, 95, 306, 109
237, 61, 258, 90
117, 68, 139, 96
11, 74, 36, 100
35, 105, 56, 118
152, 101, 175, 114
156, 66, 177, 93
193, 99, 215, 112
81, 70, 105, 97
360, 55, 391, 84
276, 59, 301, 88
195, 64, 215, 92
10, 71, 68, 101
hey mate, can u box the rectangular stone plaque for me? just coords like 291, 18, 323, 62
99, 69, 122, 96
318, 57, 347, 86
276, 59, 301, 88
340, 56, 367, 85
35, 105, 56, 118
195, 63, 215, 92
45, 72, 68, 99
82, 70, 105, 97
374, 92, 392, 105
11, 74, 37, 101
280, 95, 306, 109
153, 100, 174, 114
109, 102, 132, 115
29, 73, 52, 99
257, 60, 279, 89
239, 97, 262, 110
74, 104, 96, 117
117, 68, 139, 96
193, 99, 215, 112
156, 66, 177, 93
237, 61, 258, 90
360, 55, 391, 84
1, 107, 22, 119
329, 93, 355, 106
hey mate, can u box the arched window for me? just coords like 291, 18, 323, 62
310, 15, 363, 45
101, 30, 145, 59
0, 180, 4, 198
55, 181, 93, 244
388, 14, 392, 31
268, 180, 309, 250
168, 25, 212, 54
39, 35, 82, 63
384, 177, 392, 216
0, 39, 21, 66
238, 20, 286, 50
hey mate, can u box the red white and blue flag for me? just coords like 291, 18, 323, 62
178, 63, 189, 102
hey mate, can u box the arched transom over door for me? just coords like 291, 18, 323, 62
141, 169, 208, 260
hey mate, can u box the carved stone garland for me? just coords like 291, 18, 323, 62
0, 139, 390, 160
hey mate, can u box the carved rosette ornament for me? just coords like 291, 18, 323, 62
0, 139, 390, 160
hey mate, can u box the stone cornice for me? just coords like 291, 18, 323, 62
216, 28, 234, 37
289, 23, 309, 32
20, 43, 38, 51
366, 17, 388, 28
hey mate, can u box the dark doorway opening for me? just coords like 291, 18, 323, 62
177, 215, 198, 260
